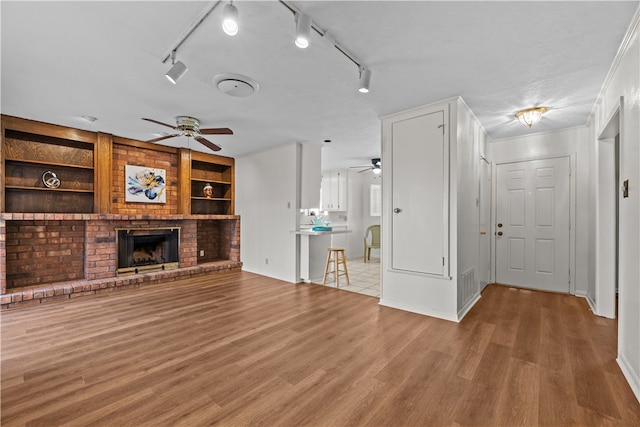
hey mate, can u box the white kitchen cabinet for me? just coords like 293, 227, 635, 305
321, 170, 347, 211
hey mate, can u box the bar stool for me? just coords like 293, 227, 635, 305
323, 247, 350, 287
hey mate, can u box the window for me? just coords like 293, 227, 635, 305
370, 184, 381, 216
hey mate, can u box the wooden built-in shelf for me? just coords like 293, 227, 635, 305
2, 118, 99, 213
5, 186, 95, 193
178, 149, 235, 215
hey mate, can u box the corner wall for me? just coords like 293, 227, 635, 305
236, 144, 299, 283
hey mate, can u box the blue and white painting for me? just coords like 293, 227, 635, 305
125, 165, 166, 203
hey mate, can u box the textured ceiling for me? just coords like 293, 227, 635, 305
2, 1, 638, 170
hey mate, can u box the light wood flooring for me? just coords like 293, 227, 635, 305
2, 270, 639, 426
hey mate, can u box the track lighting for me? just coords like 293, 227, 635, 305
222, 2, 239, 36
358, 66, 371, 93
165, 50, 187, 84
295, 13, 312, 48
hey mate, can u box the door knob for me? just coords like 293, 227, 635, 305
496, 231, 503, 236
393, 208, 402, 213
497, 223, 503, 228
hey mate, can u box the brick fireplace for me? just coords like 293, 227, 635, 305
0, 115, 242, 310
0, 213, 241, 309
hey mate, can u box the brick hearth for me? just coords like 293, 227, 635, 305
0, 213, 241, 310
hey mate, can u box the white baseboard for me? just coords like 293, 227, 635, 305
618, 352, 640, 404
379, 298, 460, 322
457, 293, 481, 321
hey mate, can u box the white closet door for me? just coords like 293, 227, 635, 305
391, 110, 446, 275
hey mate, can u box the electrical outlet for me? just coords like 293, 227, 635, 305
200, 250, 205, 257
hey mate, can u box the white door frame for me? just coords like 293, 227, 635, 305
595, 104, 620, 319
490, 154, 577, 294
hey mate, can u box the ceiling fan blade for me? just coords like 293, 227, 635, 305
200, 127, 233, 135
146, 134, 180, 143
195, 136, 222, 152
357, 167, 373, 173
142, 118, 178, 130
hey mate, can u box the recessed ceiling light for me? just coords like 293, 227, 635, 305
81, 115, 98, 122
324, 139, 332, 143
212, 73, 259, 97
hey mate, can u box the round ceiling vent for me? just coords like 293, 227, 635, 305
212, 73, 259, 97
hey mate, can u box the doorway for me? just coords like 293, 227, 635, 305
495, 157, 571, 293
595, 108, 620, 319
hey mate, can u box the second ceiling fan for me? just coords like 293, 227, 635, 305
142, 116, 233, 152
351, 158, 381, 174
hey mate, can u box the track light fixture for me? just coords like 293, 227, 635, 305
358, 66, 371, 93
165, 50, 188, 84
295, 13, 312, 48
222, 1, 239, 36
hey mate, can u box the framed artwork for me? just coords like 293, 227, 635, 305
125, 165, 166, 203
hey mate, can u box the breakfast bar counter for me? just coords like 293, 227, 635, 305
293, 229, 351, 283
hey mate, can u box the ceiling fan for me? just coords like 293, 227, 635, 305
351, 158, 381, 174
142, 116, 233, 152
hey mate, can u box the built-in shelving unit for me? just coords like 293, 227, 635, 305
179, 149, 235, 215
2, 118, 98, 213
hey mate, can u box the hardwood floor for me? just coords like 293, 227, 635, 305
2, 271, 639, 426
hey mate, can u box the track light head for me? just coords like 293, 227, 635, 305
222, 2, 239, 36
165, 51, 188, 84
295, 13, 312, 48
358, 66, 371, 93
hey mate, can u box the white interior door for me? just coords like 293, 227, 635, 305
495, 157, 570, 293
391, 110, 445, 275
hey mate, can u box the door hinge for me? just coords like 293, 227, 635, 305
569, 164, 571, 176
442, 257, 445, 266
569, 219, 571, 230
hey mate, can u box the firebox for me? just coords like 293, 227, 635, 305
116, 227, 180, 275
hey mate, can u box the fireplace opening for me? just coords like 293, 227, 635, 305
116, 227, 180, 275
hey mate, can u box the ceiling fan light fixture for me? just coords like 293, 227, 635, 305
515, 106, 548, 127
358, 66, 372, 93
295, 13, 312, 48
222, 2, 239, 36
165, 50, 188, 84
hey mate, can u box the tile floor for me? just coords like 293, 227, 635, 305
315, 256, 381, 298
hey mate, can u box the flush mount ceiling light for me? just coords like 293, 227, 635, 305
165, 50, 188, 84
295, 13, 312, 48
212, 73, 259, 97
358, 66, 372, 93
222, 1, 239, 36
515, 106, 548, 127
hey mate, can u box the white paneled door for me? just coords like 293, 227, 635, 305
391, 110, 446, 275
495, 157, 570, 293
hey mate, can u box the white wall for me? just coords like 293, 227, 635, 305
456, 99, 482, 315
380, 97, 482, 321
487, 126, 589, 296
236, 144, 299, 282
590, 10, 640, 402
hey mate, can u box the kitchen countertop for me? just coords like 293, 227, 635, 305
292, 229, 352, 235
